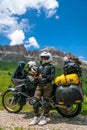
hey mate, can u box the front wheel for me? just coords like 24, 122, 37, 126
56, 103, 82, 118
2, 90, 23, 113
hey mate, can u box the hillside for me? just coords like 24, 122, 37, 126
0, 45, 87, 69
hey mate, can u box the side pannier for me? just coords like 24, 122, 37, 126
55, 84, 84, 105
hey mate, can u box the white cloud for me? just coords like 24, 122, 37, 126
26, 0, 59, 17
25, 37, 40, 49
0, 0, 59, 31
78, 56, 87, 62
0, 0, 59, 48
9, 30, 25, 46
0, 0, 59, 17
0, 12, 17, 26
55, 15, 60, 19
78, 56, 84, 60
0, 12, 30, 36
0, 0, 27, 15
41, 0, 59, 17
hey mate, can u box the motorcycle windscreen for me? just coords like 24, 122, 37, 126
55, 85, 84, 105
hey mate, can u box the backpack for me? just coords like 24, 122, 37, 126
63, 62, 82, 76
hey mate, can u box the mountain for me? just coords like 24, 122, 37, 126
0, 45, 27, 54
0, 45, 87, 69
0, 45, 28, 61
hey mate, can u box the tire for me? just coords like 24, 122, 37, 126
56, 103, 82, 118
2, 90, 23, 113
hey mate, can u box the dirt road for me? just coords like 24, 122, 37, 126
0, 110, 87, 130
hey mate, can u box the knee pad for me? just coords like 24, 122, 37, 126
32, 97, 38, 104
32, 97, 40, 113
32, 97, 39, 106
43, 99, 50, 114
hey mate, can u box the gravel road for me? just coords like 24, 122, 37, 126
0, 110, 87, 130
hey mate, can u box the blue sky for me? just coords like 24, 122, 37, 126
0, 0, 87, 60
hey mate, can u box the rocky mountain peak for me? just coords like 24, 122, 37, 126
0, 45, 86, 68
0, 45, 27, 55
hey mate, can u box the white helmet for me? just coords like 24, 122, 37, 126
39, 51, 53, 64
31, 65, 38, 73
27, 61, 37, 73
27, 61, 36, 68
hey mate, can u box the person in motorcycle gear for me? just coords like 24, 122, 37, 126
29, 51, 55, 126
12, 61, 27, 85
18, 61, 26, 68
66, 53, 81, 65
63, 54, 82, 76
12, 61, 27, 79
63, 56, 70, 65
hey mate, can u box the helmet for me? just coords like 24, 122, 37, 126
39, 51, 53, 64
27, 61, 38, 74
63, 56, 69, 61
18, 61, 26, 68
27, 61, 37, 68
63, 56, 70, 65
31, 65, 38, 73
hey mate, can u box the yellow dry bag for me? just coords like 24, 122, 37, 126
55, 73, 79, 85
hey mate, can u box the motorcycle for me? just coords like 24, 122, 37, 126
2, 61, 84, 118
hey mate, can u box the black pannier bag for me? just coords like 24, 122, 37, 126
63, 62, 82, 76
55, 85, 84, 105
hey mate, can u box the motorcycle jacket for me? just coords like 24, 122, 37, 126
37, 63, 55, 83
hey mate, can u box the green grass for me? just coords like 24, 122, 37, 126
0, 127, 24, 130
0, 61, 17, 90
0, 127, 60, 130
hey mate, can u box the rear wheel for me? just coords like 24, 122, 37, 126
2, 90, 23, 113
56, 104, 82, 118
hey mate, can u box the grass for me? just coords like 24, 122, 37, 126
0, 127, 32, 130
0, 127, 24, 130
0, 127, 61, 130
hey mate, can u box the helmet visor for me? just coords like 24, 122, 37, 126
41, 56, 49, 60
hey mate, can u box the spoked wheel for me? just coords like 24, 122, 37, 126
2, 90, 23, 113
56, 103, 82, 118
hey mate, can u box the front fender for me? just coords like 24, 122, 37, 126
7, 87, 16, 92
